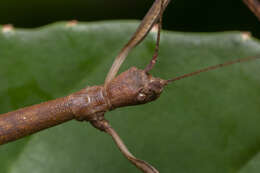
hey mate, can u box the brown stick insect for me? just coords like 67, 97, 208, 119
0, 0, 260, 173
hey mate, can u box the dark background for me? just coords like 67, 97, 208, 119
0, 0, 259, 38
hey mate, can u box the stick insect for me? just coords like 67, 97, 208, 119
0, 0, 260, 173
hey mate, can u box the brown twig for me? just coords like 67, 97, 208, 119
243, 0, 260, 21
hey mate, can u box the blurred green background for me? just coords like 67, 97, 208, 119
0, 0, 260, 37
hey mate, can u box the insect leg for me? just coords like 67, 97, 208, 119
144, 0, 164, 73
243, 0, 260, 21
105, 0, 171, 85
105, 125, 159, 173
88, 117, 159, 173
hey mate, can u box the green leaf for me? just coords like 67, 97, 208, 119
0, 21, 260, 173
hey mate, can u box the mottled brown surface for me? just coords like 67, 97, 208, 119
0, 96, 74, 145
106, 67, 166, 108
70, 86, 110, 121
0, 67, 166, 145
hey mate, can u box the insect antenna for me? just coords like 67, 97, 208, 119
166, 56, 260, 84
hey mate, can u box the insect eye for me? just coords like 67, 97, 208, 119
137, 93, 146, 102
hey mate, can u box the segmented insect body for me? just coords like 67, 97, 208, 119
0, 67, 166, 145
1, 0, 259, 173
